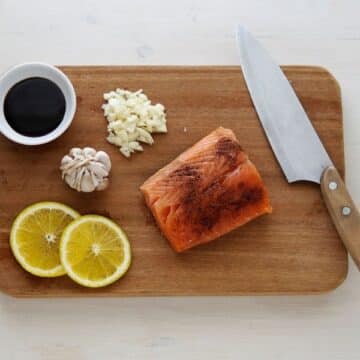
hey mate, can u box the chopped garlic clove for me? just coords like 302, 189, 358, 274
102, 88, 167, 158
120, 146, 131, 158
136, 127, 154, 145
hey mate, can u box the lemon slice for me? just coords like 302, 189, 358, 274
60, 215, 131, 288
10, 202, 80, 277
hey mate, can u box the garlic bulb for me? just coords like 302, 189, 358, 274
60, 147, 111, 192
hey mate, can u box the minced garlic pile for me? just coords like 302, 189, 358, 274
102, 89, 167, 158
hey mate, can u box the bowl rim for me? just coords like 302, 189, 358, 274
0, 62, 76, 146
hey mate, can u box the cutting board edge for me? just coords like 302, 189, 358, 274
0, 264, 348, 298
58, 64, 338, 74
0, 65, 348, 297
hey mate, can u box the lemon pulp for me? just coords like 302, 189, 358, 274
10, 202, 80, 277
60, 215, 131, 288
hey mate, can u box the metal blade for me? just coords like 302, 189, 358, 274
236, 25, 333, 184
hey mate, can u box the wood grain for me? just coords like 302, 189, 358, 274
0, 66, 348, 297
321, 166, 360, 270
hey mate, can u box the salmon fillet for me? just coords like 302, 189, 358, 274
140, 127, 272, 252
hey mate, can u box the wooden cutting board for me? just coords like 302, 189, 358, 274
0, 66, 347, 297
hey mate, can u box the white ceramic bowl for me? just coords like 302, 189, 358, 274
0, 62, 76, 145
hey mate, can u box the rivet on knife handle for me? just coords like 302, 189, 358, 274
321, 166, 360, 270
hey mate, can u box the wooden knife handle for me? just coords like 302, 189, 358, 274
321, 166, 360, 270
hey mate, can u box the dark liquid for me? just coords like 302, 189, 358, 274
4, 77, 66, 137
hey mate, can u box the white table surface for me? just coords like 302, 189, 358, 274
1, 1, 360, 359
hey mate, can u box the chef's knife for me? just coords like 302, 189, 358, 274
236, 25, 360, 270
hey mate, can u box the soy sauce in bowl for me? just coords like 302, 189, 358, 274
4, 77, 66, 137
0, 63, 76, 145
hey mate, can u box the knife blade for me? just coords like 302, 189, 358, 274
237, 25, 360, 270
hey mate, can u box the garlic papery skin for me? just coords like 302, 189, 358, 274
60, 147, 111, 192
